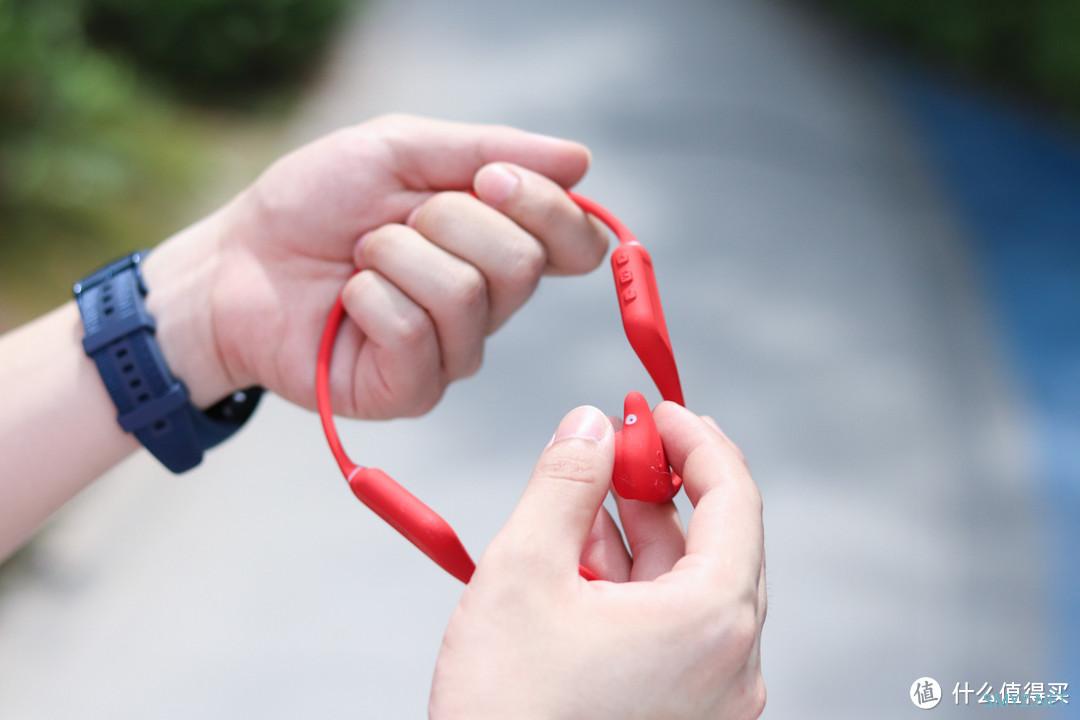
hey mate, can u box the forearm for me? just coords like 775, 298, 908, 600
0, 302, 137, 556
0, 209, 234, 559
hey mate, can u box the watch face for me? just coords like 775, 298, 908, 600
204, 386, 264, 425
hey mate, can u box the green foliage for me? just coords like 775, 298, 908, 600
82, 0, 351, 103
0, 0, 203, 317
0, 0, 352, 320
824, 0, 1080, 116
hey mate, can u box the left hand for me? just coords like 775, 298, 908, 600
140, 114, 609, 416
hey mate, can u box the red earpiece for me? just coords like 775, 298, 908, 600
611, 244, 684, 406
613, 391, 681, 503
607, 240, 683, 504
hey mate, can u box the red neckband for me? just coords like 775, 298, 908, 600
316, 190, 683, 583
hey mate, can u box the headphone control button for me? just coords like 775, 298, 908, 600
619, 269, 633, 285
614, 251, 630, 266
622, 288, 637, 303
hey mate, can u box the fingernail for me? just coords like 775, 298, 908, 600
552, 406, 610, 444
703, 416, 722, 432
474, 163, 519, 206
405, 204, 422, 227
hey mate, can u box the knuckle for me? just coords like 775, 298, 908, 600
450, 265, 487, 310
694, 588, 758, 662
360, 224, 404, 265
394, 308, 432, 348
556, 216, 608, 274
723, 603, 760, 661
342, 270, 380, 311
411, 191, 470, 231
505, 241, 546, 288
536, 451, 602, 487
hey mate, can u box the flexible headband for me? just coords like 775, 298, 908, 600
316, 191, 683, 583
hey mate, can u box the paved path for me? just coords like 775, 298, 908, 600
0, 1, 1047, 717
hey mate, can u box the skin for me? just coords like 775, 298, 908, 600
430, 404, 766, 720
0, 114, 608, 555
0, 114, 766, 718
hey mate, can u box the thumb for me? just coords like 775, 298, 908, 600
371, 114, 590, 191
490, 406, 614, 578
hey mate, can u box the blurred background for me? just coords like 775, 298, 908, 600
1, 0, 1077, 717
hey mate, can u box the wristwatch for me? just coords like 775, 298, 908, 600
73, 251, 262, 473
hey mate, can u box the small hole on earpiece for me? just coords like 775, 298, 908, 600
625, 414, 638, 425
122, 363, 134, 373
152, 420, 167, 433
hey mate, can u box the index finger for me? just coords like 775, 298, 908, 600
654, 402, 763, 583
372, 114, 591, 190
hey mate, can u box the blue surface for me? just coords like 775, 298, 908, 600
894, 69, 1080, 683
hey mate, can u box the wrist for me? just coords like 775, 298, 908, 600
141, 210, 236, 408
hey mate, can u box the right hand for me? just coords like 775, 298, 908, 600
429, 403, 767, 720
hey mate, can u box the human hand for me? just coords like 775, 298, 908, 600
140, 114, 608, 414
429, 403, 767, 720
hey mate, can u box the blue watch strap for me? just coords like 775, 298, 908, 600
74, 252, 261, 473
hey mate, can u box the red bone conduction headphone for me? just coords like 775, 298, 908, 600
316, 190, 685, 584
